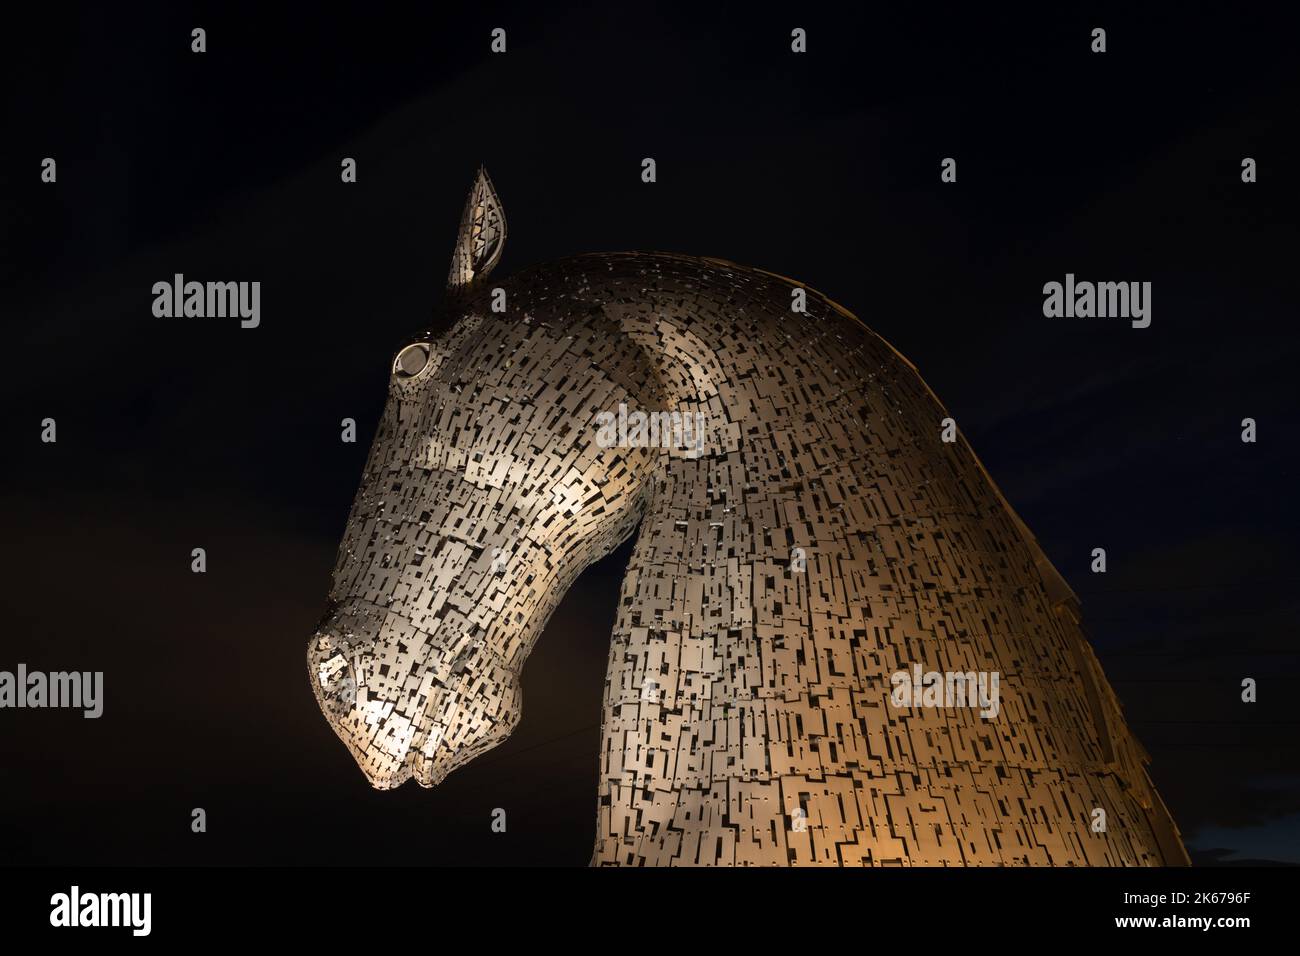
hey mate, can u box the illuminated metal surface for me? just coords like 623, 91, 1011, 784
308, 169, 1189, 866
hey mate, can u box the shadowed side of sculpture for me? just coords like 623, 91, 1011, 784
307, 169, 1189, 866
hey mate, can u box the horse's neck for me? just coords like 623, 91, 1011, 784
590, 399, 1174, 868
592, 445, 841, 865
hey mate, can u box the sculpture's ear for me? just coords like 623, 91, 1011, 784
447, 166, 507, 294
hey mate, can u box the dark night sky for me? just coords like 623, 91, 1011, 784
0, 3, 1297, 865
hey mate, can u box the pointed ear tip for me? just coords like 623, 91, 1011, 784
447, 164, 506, 292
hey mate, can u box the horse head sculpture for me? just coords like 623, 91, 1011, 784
308, 168, 1189, 866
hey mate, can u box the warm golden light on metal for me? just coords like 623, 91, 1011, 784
308, 169, 1189, 866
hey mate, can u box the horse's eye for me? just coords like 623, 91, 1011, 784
394, 343, 430, 378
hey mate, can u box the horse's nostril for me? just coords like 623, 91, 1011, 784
315, 651, 357, 713
316, 650, 346, 685
333, 676, 357, 711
